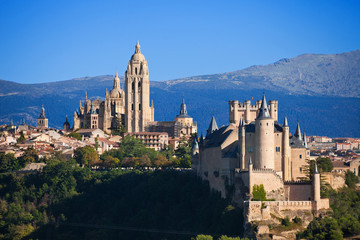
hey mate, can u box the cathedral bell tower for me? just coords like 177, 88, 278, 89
125, 41, 154, 132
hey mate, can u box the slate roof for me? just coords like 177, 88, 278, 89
257, 94, 271, 119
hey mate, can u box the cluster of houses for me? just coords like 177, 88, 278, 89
306, 135, 360, 176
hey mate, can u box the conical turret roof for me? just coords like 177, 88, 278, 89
206, 115, 218, 136
283, 116, 288, 127
303, 132, 308, 148
294, 121, 302, 140
257, 93, 271, 119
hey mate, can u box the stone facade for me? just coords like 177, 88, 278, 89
73, 42, 153, 133
125, 132, 168, 151
192, 94, 330, 238
125, 41, 154, 132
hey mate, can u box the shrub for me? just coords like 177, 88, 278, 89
281, 217, 290, 227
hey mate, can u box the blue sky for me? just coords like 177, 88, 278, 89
0, 0, 359, 84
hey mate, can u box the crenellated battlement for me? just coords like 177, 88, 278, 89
252, 168, 283, 182
229, 99, 278, 124
284, 180, 312, 185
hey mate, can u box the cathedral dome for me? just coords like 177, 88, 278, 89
109, 88, 124, 98
130, 41, 145, 62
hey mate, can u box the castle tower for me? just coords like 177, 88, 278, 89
37, 105, 48, 129
268, 100, 278, 121
313, 162, 321, 201
245, 100, 251, 124
282, 116, 291, 180
248, 156, 253, 194
238, 119, 246, 170
254, 93, 274, 169
125, 41, 154, 132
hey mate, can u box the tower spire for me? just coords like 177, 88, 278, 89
206, 115, 218, 136
283, 115, 288, 127
179, 95, 188, 116
113, 72, 121, 89
135, 40, 141, 53
294, 121, 302, 140
257, 93, 271, 119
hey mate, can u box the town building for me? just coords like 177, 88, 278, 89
125, 132, 169, 151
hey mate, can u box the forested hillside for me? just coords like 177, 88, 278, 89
0, 160, 245, 240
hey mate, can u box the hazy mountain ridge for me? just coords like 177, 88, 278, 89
0, 50, 359, 137
154, 50, 360, 97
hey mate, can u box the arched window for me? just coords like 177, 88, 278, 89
132, 81, 135, 91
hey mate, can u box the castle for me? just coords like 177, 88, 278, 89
191, 94, 329, 235
73, 41, 154, 133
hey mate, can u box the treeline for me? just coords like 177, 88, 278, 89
0, 157, 245, 239
298, 170, 360, 240
74, 135, 192, 169
0, 148, 39, 172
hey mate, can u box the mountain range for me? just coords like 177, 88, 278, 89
0, 50, 359, 137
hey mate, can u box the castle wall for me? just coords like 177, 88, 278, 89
200, 147, 227, 197
244, 132, 256, 168
322, 172, 346, 190
245, 200, 313, 222
290, 148, 308, 180
250, 169, 284, 200
284, 183, 312, 201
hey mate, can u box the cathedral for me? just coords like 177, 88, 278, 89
73, 41, 154, 133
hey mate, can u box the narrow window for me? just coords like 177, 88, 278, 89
139, 104, 141, 110
132, 104, 134, 110
135, 67, 137, 74
299, 155, 302, 159
132, 82, 135, 91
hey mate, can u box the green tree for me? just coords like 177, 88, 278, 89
68, 131, 82, 140
252, 184, 267, 201
0, 153, 25, 172
193, 235, 213, 240
299, 217, 343, 240
345, 170, 359, 188
20, 147, 39, 163
74, 145, 99, 167
317, 157, 333, 172
174, 134, 192, 168
111, 117, 126, 135
16, 131, 26, 144
102, 156, 120, 168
